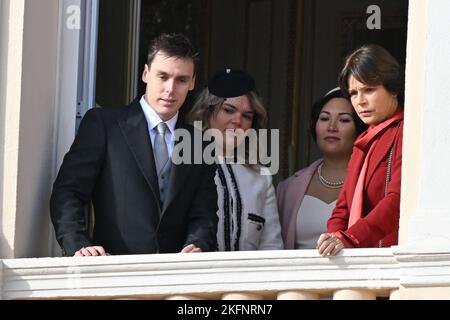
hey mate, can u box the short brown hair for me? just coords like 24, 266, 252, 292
147, 33, 199, 75
338, 44, 404, 106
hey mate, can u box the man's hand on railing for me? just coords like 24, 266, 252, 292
180, 244, 202, 253
74, 246, 109, 256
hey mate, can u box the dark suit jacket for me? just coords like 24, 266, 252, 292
50, 98, 218, 256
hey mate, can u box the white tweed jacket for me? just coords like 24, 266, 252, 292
214, 163, 284, 251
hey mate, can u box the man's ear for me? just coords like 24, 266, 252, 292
189, 75, 196, 91
142, 64, 149, 83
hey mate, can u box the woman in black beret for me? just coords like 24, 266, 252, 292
188, 69, 283, 251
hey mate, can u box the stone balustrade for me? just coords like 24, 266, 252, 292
1, 247, 449, 300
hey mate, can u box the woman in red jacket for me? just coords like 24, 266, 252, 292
317, 44, 404, 256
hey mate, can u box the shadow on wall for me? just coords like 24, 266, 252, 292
0, 1, 8, 259
0, 229, 13, 259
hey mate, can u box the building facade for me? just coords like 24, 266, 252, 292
1, 0, 450, 299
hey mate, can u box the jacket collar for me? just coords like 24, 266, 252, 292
354, 110, 404, 153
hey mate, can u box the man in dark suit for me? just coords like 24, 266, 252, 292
50, 33, 218, 256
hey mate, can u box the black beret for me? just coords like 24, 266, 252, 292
208, 69, 256, 98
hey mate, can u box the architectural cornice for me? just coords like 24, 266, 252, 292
1, 249, 399, 299
393, 245, 450, 288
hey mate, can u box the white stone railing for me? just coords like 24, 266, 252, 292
1, 247, 449, 300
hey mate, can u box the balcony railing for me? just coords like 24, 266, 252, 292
1, 247, 448, 300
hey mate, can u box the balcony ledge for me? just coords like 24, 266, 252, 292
1, 247, 449, 299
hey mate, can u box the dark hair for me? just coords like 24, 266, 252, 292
338, 44, 404, 106
147, 33, 199, 75
310, 88, 367, 143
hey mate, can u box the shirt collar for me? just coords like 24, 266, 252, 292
139, 95, 178, 135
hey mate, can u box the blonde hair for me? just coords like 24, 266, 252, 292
188, 89, 267, 130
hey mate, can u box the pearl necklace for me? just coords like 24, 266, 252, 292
317, 163, 344, 189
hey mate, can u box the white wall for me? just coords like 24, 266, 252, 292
13, 0, 60, 257
399, 0, 426, 244
0, 0, 25, 259
405, 0, 450, 247
0, 0, 9, 257
0, 0, 60, 258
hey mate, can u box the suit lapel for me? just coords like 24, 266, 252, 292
118, 100, 160, 202
162, 121, 192, 212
